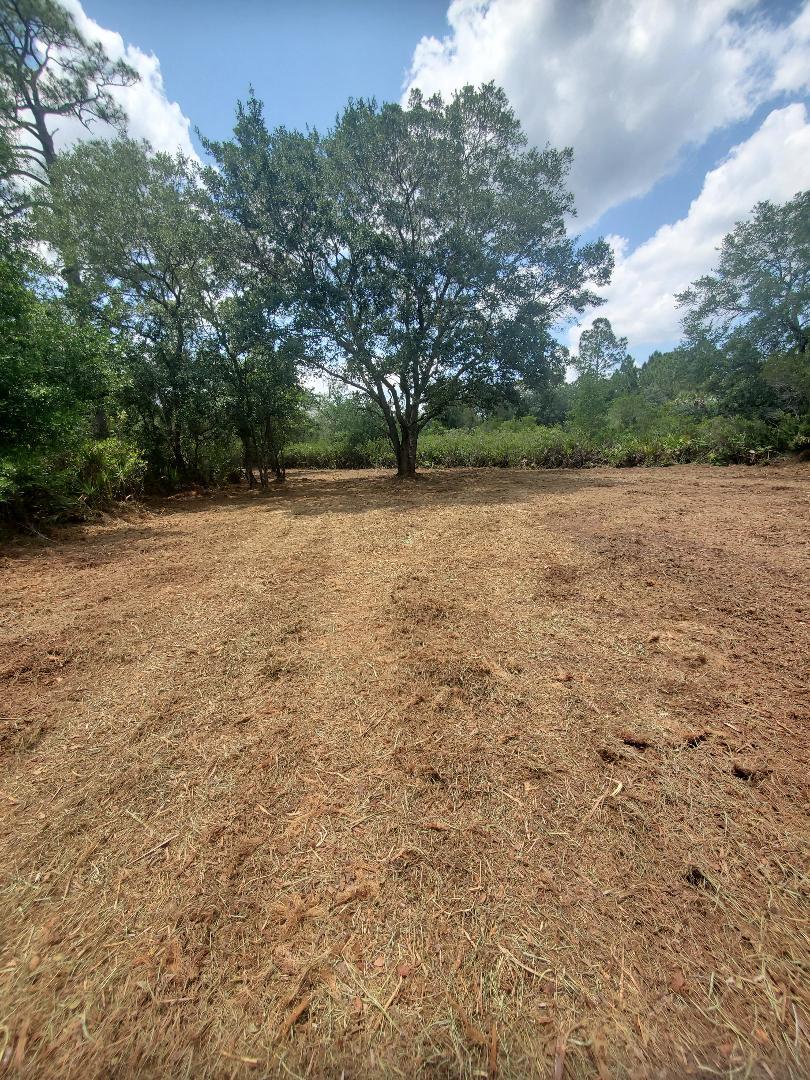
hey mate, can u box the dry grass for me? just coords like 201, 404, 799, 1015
0, 464, 808, 1078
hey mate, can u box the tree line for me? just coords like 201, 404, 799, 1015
1, 0, 808, 520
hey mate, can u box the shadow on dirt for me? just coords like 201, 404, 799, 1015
0, 468, 626, 567
154, 467, 624, 520
0, 524, 194, 573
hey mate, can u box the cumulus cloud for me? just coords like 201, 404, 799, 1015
405, 0, 810, 226
568, 103, 810, 357
53, 0, 196, 159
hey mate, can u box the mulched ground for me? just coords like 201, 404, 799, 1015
0, 464, 808, 1078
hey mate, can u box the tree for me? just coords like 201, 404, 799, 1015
206, 84, 612, 476
762, 350, 810, 416
44, 139, 215, 483
677, 191, 810, 356
46, 137, 307, 487
0, 244, 140, 518
610, 354, 639, 394
569, 370, 612, 436
0, 0, 137, 192
0, 106, 21, 222
568, 317, 632, 435
575, 317, 630, 378
198, 291, 306, 485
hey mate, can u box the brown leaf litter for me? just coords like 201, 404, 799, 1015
0, 463, 808, 1077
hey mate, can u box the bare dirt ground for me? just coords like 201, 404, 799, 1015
1, 464, 808, 1079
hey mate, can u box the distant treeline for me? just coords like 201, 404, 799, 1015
288, 343, 809, 471
0, 0, 807, 521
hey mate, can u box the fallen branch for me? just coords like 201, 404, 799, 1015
277, 993, 313, 1040
497, 944, 551, 981
129, 834, 178, 866
488, 1020, 499, 1078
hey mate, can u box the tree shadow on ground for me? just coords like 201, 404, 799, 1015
152, 467, 626, 521
0, 523, 195, 572
0, 468, 627, 568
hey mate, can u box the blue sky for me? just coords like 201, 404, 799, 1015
69, 0, 810, 359
82, 0, 450, 142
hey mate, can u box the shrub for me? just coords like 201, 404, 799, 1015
0, 437, 144, 522
284, 415, 801, 472
693, 416, 777, 464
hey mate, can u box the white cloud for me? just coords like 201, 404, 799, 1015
405, 0, 810, 226
569, 103, 810, 357
770, 2, 810, 96
53, 0, 196, 159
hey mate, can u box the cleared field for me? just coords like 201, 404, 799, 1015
1, 465, 808, 1078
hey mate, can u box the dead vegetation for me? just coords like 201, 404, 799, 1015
0, 464, 808, 1078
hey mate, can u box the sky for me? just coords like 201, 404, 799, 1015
62, 0, 810, 362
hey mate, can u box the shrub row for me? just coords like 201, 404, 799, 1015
0, 437, 144, 522
285, 416, 805, 471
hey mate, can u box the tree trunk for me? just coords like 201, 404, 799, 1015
171, 428, 185, 478
91, 404, 109, 439
272, 450, 286, 481
396, 424, 418, 478
240, 436, 256, 488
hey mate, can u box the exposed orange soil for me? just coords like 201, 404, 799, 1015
0, 465, 808, 1078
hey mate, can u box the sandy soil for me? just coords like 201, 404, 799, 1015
1, 464, 808, 1078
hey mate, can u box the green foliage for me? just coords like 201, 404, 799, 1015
0, 0, 138, 191
207, 296, 309, 486
677, 191, 809, 356
45, 138, 221, 481
305, 392, 386, 446
783, 414, 810, 454
45, 139, 306, 490
569, 371, 613, 436
762, 350, 810, 415
575, 317, 630, 377
206, 83, 613, 474
286, 415, 785, 471
0, 251, 142, 518
1, 436, 144, 519
285, 437, 394, 470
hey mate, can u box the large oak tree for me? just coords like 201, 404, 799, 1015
206, 83, 613, 476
